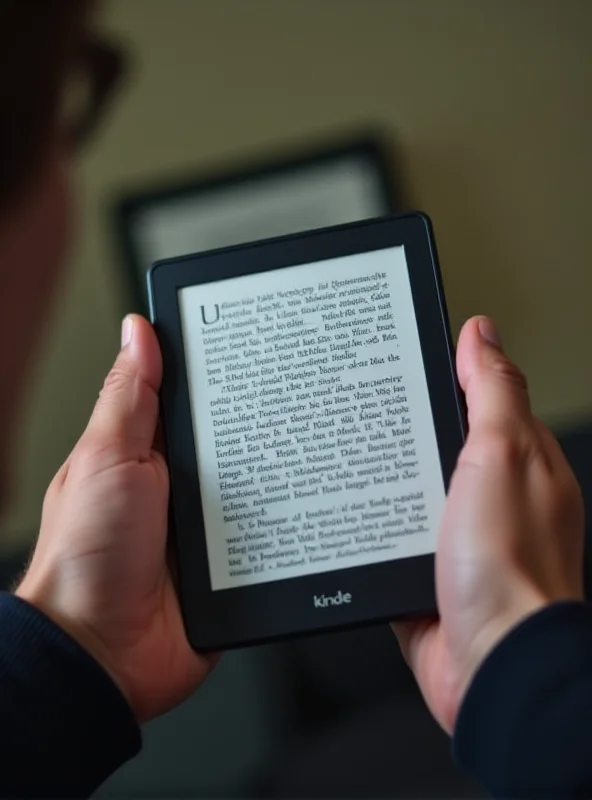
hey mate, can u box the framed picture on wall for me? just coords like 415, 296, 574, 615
114, 132, 401, 311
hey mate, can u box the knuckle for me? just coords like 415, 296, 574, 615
461, 426, 533, 471
556, 470, 584, 518
489, 356, 529, 394
73, 434, 104, 464
106, 461, 144, 494
42, 460, 70, 506
42, 477, 60, 509
72, 434, 126, 477
100, 362, 135, 399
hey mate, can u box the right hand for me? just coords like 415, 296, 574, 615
393, 316, 585, 734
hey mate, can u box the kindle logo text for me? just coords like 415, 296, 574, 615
313, 591, 352, 609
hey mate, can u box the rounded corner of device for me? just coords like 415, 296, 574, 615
408, 210, 434, 232
147, 260, 166, 283
188, 632, 220, 655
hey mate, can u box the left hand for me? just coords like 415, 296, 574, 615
17, 314, 217, 723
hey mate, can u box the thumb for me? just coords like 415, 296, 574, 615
81, 315, 162, 462
456, 316, 533, 437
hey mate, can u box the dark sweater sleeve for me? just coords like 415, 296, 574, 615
453, 601, 592, 799
0, 592, 141, 798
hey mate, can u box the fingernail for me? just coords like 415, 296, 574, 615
478, 316, 502, 349
121, 316, 134, 349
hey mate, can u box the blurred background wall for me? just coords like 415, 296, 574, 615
0, 1, 590, 796
3, 0, 592, 548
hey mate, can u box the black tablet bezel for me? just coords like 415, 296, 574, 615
149, 213, 466, 651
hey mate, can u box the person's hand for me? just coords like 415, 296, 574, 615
16, 315, 217, 723
393, 316, 585, 735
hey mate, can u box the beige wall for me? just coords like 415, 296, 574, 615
2, 0, 592, 547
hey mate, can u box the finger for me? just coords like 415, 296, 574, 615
533, 419, 566, 463
532, 418, 581, 485
80, 315, 162, 461
391, 619, 415, 667
391, 617, 436, 672
456, 316, 533, 436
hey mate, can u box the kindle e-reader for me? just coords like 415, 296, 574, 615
148, 213, 465, 651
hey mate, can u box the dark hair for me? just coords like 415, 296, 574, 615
0, 0, 94, 207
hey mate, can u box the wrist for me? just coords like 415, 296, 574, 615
460, 593, 552, 704
15, 580, 135, 717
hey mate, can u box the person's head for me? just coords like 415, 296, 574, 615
0, 0, 124, 507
